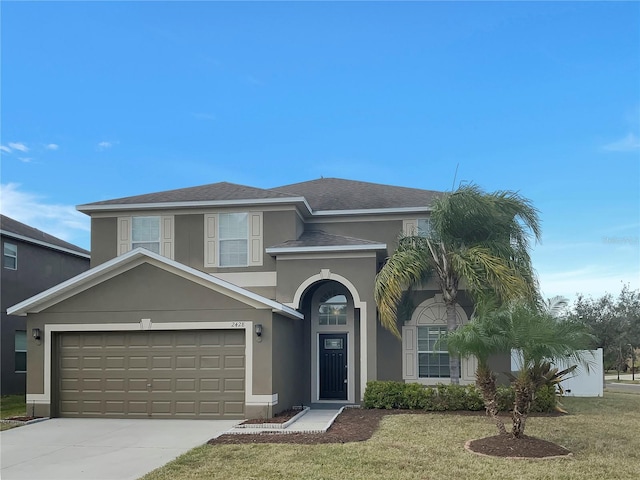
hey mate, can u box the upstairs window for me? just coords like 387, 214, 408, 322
403, 218, 432, 238
219, 213, 248, 266
132, 217, 160, 254
204, 212, 263, 268
4, 242, 17, 269
118, 215, 174, 259
417, 218, 432, 237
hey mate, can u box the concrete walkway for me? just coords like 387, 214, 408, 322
228, 406, 345, 435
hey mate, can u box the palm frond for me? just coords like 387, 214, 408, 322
375, 238, 434, 337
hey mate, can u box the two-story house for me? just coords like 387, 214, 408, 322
1, 215, 90, 395
8, 178, 484, 420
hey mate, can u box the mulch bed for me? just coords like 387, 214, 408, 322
3, 416, 39, 422
210, 408, 572, 458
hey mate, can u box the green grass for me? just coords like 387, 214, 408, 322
1, 394, 27, 431
141, 392, 640, 480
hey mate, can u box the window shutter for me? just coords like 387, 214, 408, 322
161, 216, 174, 259
403, 219, 417, 236
204, 214, 217, 267
117, 217, 132, 255
248, 211, 263, 266
402, 325, 418, 380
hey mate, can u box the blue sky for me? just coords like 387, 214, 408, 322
1, 1, 638, 301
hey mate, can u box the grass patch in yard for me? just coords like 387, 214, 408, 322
141, 392, 640, 480
1, 395, 27, 431
1, 395, 26, 419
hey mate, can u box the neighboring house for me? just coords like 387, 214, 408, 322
1, 215, 90, 395
9, 178, 495, 420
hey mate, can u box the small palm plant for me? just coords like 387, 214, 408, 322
447, 301, 594, 438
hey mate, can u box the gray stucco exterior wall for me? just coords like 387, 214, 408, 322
1, 236, 89, 395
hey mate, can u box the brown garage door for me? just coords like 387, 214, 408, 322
57, 329, 245, 419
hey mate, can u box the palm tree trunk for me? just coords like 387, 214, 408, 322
512, 375, 534, 438
476, 364, 507, 435
445, 302, 461, 384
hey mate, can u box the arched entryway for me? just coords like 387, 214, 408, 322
291, 274, 364, 404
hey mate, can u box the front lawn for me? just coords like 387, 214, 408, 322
141, 392, 640, 480
1, 394, 26, 431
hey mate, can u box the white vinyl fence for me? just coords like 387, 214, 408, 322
510, 348, 604, 397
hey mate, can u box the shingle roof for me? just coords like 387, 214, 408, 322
0, 215, 90, 256
77, 178, 440, 213
80, 182, 296, 207
272, 178, 440, 211
268, 230, 385, 250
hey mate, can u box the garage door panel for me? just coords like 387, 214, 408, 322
200, 355, 220, 369
224, 355, 244, 369
58, 330, 245, 419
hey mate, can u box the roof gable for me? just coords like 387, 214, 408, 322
7, 248, 302, 319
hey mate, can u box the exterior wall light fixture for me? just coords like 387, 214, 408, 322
255, 324, 263, 337
32, 328, 41, 340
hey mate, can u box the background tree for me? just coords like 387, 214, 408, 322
375, 184, 542, 383
570, 285, 640, 372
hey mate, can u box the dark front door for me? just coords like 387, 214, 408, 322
319, 333, 347, 400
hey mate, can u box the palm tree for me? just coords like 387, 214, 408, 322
445, 308, 509, 434
501, 303, 594, 437
375, 184, 542, 383
543, 295, 570, 318
449, 301, 594, 437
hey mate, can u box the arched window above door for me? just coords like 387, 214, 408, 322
318, 292, 347, 325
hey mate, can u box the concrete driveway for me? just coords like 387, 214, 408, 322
0, 418, 240, 480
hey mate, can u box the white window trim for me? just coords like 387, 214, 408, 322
4, 242, 17, 270
204, 212, 263, 268
117, 215, 174, 259
402, 294, 476, 385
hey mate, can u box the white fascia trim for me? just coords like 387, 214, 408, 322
0, 230, 90, 259
77, 197, 313, 215
311, 206, 432, 217
32, 321, 278, 409
8, 248, 302, 320
265, 243, 387, 255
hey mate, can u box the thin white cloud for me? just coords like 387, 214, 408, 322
602, 133, 640, 152
97, 140, 118, 151
45, 143, 59, 150
0, 145, 11, 153
8, 142, 29, 152
18, 157, 33, 163
0, 183, 90, 249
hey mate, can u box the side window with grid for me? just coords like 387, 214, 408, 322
417, 326, 450, 378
